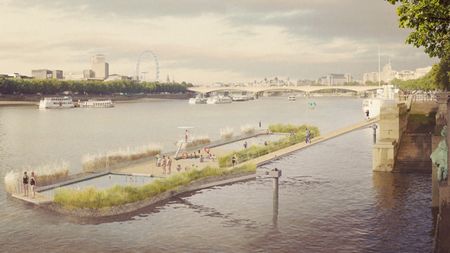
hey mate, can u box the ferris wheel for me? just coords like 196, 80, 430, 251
135, 50, 160, 82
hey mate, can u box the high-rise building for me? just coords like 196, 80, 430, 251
91, 54, 109, 80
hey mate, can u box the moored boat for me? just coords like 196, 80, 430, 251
188, 95, 207, 104
80, 99, 114, 108
39, 97, 74, 109
206, 95, 232, 104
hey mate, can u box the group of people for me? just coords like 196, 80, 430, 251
22, 171, 36, 198
156, 155, 173, 175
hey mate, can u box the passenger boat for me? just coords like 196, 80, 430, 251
39, 97, 74, 109
361, 85, 398, 118
231, 95, 253, 102
288, 95, 296, 101
80, 99, 114, 108
206, 95, 232, 104
188, 95, 207, 104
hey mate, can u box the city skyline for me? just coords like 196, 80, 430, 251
0, 0, 438, 84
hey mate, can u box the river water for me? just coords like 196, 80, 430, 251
0, 97, 432, 252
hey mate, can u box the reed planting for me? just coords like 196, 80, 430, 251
240, 124, 256, 135
54, 163, 256, 209
185, 136, 211, 149
82, 144, 161, 172
220, 127, 234, 140
4, 161, 70, 193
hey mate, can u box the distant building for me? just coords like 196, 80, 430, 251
317, 73, 352, 85
363, 62, 432, 83
91, 54, 109, 80
32, 69, 53, 79
31, 69, 63, 79
83, 69, 95, 79
414, 66, 432, 79
363, 72, 380, 84
52, 70, 63, 79
105, 74, 132, 81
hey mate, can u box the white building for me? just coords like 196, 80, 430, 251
363, 62, 432, 83
363, 72, 380, 84
317, 73, 352, 85
91, 54, 109, 80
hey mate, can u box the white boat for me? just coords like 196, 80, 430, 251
288, 95, 296, 101
39, 96, 74, 109
206, 95, 232, 104
231, 95, 253, 101
80, 99, 114, 108
362, 84, 397, 118
188, 95, 207, 104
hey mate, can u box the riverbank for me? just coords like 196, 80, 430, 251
0, 93, 193, 106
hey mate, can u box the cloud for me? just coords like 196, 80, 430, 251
0, 0, 438, 83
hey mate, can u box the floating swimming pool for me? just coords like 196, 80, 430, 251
40, 173, 157, 198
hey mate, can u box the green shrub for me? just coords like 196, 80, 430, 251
54, 163, 256, 210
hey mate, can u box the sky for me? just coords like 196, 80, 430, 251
0, 0, 438, 84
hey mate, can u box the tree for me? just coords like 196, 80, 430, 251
387, 0, 450, 89
387, 0, 449, 58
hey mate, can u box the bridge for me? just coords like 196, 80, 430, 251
188, 85, 380, 94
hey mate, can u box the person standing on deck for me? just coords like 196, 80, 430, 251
167, 157, 172, 175
185, 129, 189, 143
30, 172, 36, 198
305, 128, 311, 144
161, 155, 167, 174
22, 171, 29, 197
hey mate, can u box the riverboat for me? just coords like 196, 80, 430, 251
188, 95, 207, 104
231, 95, 253, 102
80, 99, 114, 108
39, 97, 74, 109
206, 95, 232, 104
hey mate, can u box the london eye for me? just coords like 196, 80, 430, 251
135, 50, 160, 82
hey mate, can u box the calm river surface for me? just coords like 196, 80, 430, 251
0, 97, 432, 252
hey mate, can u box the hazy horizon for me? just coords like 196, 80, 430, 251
0, 0, 438, 84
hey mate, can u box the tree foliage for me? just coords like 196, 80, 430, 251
0, 78, 192, 95
387, 0, 450, 89
387, 0, 450, 58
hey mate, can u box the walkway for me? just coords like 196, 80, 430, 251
243, 118, 379, 167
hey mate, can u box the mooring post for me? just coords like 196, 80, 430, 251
266, 168, 282, 226
372, 124, 378, 144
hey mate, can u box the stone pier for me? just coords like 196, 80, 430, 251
372, 101, 408, 172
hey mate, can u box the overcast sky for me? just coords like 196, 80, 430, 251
0, 0, 438, 84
